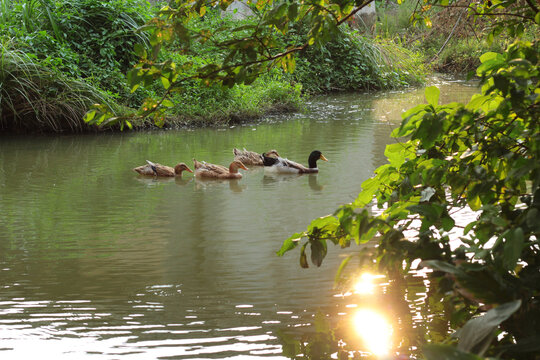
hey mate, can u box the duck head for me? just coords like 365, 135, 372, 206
265, 149, 280, 158
174, 163, 193, 175
262, 152, 280, 166
308, 150, 328, 169
229, 160, 248, 173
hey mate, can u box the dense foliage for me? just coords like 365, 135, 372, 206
0, 0, 150, 131
84, 0, 425, 129
0, 1, 304, 131
292, 27, 424, 93
276, 1, 539, 359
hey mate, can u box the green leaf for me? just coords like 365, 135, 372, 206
277, 233, 304, 256
299, 243, 309, 268
354, 177, 380, 207
467, 195, 482, 211
307, 215, 339, 233
455, 300, 522, 353
161, 99, 174, 108
463, 221, 476, 235
441, 215, 455, 232
479, 52, 501, 63
287, 3, 298, 20
421, 260, 462, 276
134, 43, 146, 58
161, 76, 171, 89
425, 86, 440, 106
335, 255, 352, 283
407, 203, 444, 221
423, 344, 483, 360
310, 239, 327, 267
413, 113, 442, 148
502, 228, 524, 271
84, 110, 96, 123
385, 142, 414, 167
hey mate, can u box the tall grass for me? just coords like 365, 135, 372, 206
1, 0, 64, 41
374, 0, 421, 39
0, 0, 12, 24
0, 44, 115, 132
292, 28, 425, 93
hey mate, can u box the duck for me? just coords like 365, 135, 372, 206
133, 160, 193, 177
233, 148, 280, 166
262, 150, 328, 174
193, 158, 248, 179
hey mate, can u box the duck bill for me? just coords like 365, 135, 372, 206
186, 167, 194, 173
240, 164, 248, 171
320, 154, 328, 162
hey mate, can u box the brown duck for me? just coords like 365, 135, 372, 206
193, 159, 248, 180
233, 148, 280, 166
133, 160, 193, 177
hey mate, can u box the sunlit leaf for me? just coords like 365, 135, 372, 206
161, 76, 171, 89
425, 86, 440, 106
83, 110, 96, 123
277, 233, 304, 256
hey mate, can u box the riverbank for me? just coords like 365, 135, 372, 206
0, 0, 430, 134
2, 0, 505, 134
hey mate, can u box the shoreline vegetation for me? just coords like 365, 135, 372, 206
0, 0, 511, 133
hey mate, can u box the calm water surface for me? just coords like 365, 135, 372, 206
0, 78, 478, 359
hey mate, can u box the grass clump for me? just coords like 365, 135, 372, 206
430, 36, 506, 74
166, 73, 303, 126
287, 24, 426, 94
0, 44, 116, 132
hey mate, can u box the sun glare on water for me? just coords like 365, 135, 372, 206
352, 309, 393, 357
353, 273, 377, 295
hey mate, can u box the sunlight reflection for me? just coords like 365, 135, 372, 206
352, 309, 392, 357
353, 273, 385, 295
353, 273, 375, 294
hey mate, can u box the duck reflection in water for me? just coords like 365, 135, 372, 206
261, 173, 323, 192
308, 174, 324, 191
194, 177, 245, 193
262, 172, 300, 186
135, 176, 193, 187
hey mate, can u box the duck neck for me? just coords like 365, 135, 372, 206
229, 164, 238, 173
174, 165, 185, 175
308, 154, 319, 169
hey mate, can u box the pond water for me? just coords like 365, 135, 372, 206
0, 77, 478, 359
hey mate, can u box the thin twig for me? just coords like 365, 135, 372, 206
429, 7, 467, 63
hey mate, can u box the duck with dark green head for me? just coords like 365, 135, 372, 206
262, 150, 328, 174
